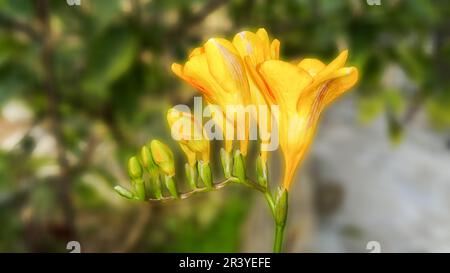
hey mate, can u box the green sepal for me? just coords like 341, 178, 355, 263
197, 160, 213, 189
114, 185, 134, 199
132, 178, 146, 201
151, 175, 163, 199
274, 188, 288, 227
185, 163, 197, 190
220, 148, 232, 178
164, 175, 179, 199
256, 156, 268, 188
232, 150, 246, 183
140, 145, 158, 176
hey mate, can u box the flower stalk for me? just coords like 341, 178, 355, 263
114, 28, 358, 253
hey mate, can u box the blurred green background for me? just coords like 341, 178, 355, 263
0, 0, 449, 252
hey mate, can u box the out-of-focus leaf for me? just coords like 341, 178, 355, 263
357, 95, 384, 123
82, 26, 138, 102
426, 90, 450, 129
383, 88, 405, 116
88, 0, 122, 31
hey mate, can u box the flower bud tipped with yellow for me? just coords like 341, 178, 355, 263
167, 108, 210, 165
128, 156, 143, 180
140, 145, 158, 176
150, 140, 175, 177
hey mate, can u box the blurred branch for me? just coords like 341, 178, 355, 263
166, 0, 230, 42
402, 23, 450, 125
115, 205, 152, 252
35, 0, 78, 239
0, 12, 41, 41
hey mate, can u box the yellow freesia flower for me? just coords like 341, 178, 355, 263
246, 49, 358, 190
167, 108, 210, 166
232, 28, 280, 163
171, 38, 251, 156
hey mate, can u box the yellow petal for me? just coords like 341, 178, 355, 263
258, 60, 313, 113
256, 28, 271, 59
244, 56, 276, 104
298, 66, 358, 129
322, 66, 358, 107
204, 38, 250, 103
270, 39, 280, 60
256, 28, 270, 46
180, 142, 197, 166
182, 52, 223, 104
188, 46, 204, 58
297, 58, 325, 77
167, 108, 210, 165
313, 50, 348, 84
296, 50, 349, 111
232, 31, 267, 66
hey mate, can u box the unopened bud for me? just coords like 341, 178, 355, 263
140, 145, 158, 176
164, 175, 179, 199
197, 160, 212, 189
150, 140, 175, 176
232, 150, 246, 183
128, 156, 143, 180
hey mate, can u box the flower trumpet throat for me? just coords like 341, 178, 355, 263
247, 50, 358, 190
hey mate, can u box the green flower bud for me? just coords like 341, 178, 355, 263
164, 175, 179, 199
150, 140, 175, 176
185, 163, 197, 190
140, 145, 158, 176
197, 160, 212, 189
232, 150, 246, 183
133, 178, 146, 201
274, 188, 288, 227
151, 175, 163, 199
256, 155, 268, 188
128, 156, 143, 180
220, 148, 232, 178
114, 185, 134, 199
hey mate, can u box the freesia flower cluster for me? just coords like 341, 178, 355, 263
114, 28, 358, 253
171, 28, 358, 190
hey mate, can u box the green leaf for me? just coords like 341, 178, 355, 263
82, 26, 138, 101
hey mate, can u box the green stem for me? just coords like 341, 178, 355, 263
273, 224, 286, 253
273, 189, 288, 253
264, 191, 275, 217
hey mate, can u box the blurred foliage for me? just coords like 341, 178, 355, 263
0, 0, 449, 252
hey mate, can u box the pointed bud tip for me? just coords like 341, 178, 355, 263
128, 156, 142, 179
